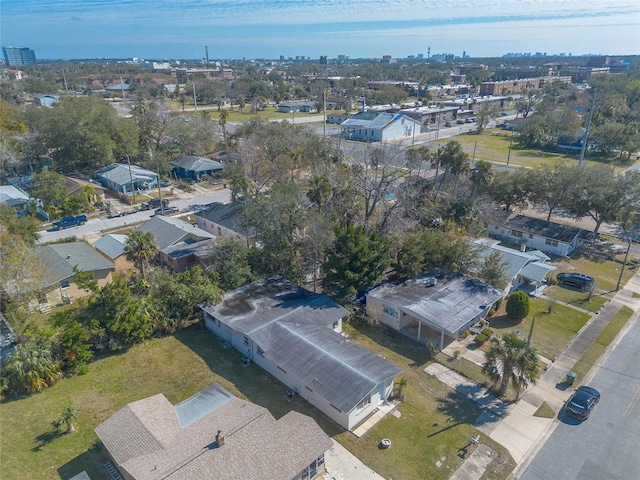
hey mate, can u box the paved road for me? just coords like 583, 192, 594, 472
38, 187, 231, 243
520, 309, 640, 480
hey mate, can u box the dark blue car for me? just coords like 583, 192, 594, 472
565, 386, 600, 420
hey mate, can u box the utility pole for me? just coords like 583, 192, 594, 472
616, 238, 632, 290
579, 88, 596, 167
323, 89, 327, 138
192, 80, 197, 114
126, 154, 136, 205
472, 140, 478, 164
156, 162, 164, 214
507, 132, 514, 166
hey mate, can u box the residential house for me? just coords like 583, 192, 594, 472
195, 201, 250, 241
95, 163, 158, 196
277, 101, 318, 113
36, 241, 115, 306
340, 111, 421, 142
487, 214, 585, 257
200, 276, 402, 431
159, 238, 215, 272
92, 234, 133, 271
0, 185, 31, 216
366, 269, 504, 348
0, 313, 18, 367
170, 156, 224, 181
138, 215, 215, 251
326, 112, 349, 124
474, 239, 556, 296
95, 383, 332, 480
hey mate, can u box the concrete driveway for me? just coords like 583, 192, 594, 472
323, 440, 385, 480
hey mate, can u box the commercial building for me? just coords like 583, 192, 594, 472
2, 47, 36, 67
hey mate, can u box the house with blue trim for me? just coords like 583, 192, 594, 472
340, 111, 421, 142
170, 156, 224, 181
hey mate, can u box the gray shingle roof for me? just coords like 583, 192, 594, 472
95, 163, 157, 187
196, 201, 248, 236
38, 242, 115, 284
504, 214, 583, 243
93, 234, 128, 260
170, 156, 224, 173
160, 239, 215, 260
368, 269, 504, 335
138, 216, 215, 250
95, 384, 331, 480
201, 276, 401, 413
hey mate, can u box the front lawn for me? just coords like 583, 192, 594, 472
488, 297, 591, 360
0, 324, 515, 480
340, 324, 516, 480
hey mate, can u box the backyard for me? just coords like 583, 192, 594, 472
0, 323, 515, 480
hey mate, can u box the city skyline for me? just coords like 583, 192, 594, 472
2, 0, 639, 61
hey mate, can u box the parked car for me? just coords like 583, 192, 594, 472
565, 386, 600, 419
141, 198, 170, 210
444, 121, 453, 127
557, 272, 595, 291
500, 112, 509, 116
464, 118, 473, 123
456, 119, 465, 124
52, 214, 87, 230
155, 206, 179, 215
160, 179, 171, 187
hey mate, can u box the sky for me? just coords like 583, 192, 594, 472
2, 0, 639, 61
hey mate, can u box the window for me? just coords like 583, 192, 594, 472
545, 238, 559, 247
243, 336, 249, 346
357, 395, 371, 411
528, 234, 533, 239
383, 304, 398, 318
332, 321, 339, 330
60, 280, 70, 290
257, 346, 264, 357
510, 229, 523, 238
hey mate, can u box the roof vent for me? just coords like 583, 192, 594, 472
216, 430, 225, 447
65, 255, 71, 259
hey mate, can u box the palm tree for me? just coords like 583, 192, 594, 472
2, 343, 62, 395
469, 160, 493, 199
482, 333, 540, 398
55, 405, 79, 434
124, 231, 158, 281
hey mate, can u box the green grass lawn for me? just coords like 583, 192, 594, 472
166, 102, 325, 123
488, 297, 591, 360
339, 324, 515, 480
452, 129, 616, 170
570, 306, 634, 382
0, 323, 515, 480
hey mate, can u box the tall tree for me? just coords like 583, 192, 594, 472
124, 231, 158, 280
478, 251, 509, 290
219, 109, 229, 148
527, 163, 574, 222
322, 223, 391, 302
208, 238, 255, 291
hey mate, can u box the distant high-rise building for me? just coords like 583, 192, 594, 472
319, 55, 328, 64
2, 46, 37, 67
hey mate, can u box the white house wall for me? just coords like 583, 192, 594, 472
487, 225, 576, 257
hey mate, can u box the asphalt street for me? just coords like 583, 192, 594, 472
520, 309, 640, 480
38, 187, 231, 243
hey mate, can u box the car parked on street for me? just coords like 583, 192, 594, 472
565, 386, 600, 420
155, 206, 179, 215
444, 121, 453, 127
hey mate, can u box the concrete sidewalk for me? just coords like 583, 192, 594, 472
431, 270, 640, 479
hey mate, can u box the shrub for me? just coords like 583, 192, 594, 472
506, 291, 530, 320
474, 333, 489, 346
481, 327, 494, 337
463, 330, 470, 338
